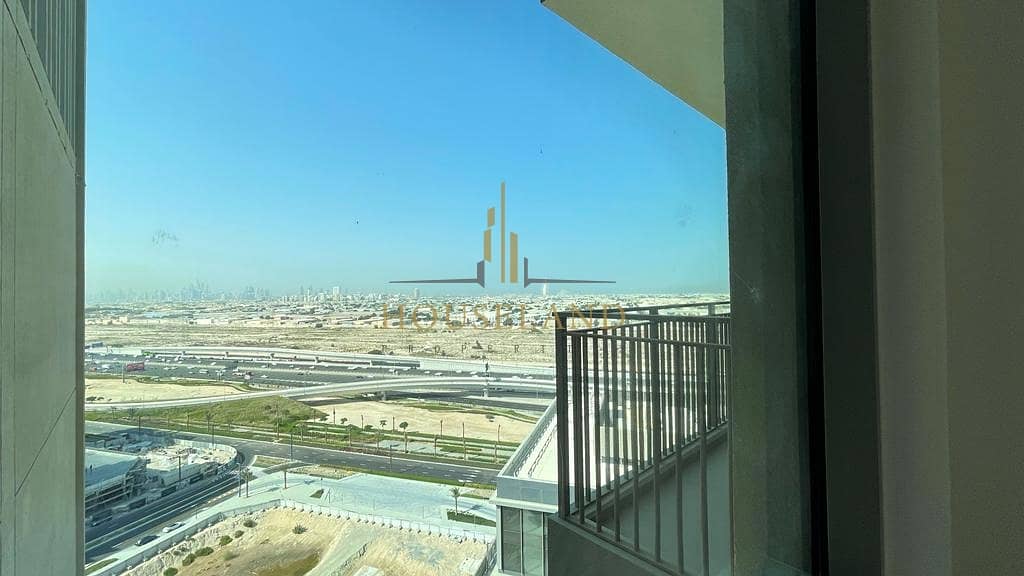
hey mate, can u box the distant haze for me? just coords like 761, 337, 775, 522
85, 1, 727, 301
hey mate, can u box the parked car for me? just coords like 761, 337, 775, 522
135, 534, 158, 546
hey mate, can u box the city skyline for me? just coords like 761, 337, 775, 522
85, 1, 727, 298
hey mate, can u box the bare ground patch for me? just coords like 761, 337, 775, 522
307, 399, 536, 443
85, 377, 242, 403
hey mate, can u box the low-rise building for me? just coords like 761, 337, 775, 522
493, 402, 558, 576
84, 449, 147, 516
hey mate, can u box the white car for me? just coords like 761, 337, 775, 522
162, 522, 184, 533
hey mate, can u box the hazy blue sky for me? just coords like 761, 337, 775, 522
86, 1, 726, 298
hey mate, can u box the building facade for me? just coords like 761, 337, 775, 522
492, 403, 558, 576
0, 0, 85, 574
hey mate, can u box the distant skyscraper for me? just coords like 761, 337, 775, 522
413, 287, 420, 299
332, 286, 341, 300
542, 283, 549, 297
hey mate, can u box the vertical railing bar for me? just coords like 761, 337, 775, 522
693, 320, 698, 440
603, 335, 611, 498
611, 333, 621, 542
674, 343, 686, 574
706, 317, 717, 429
629, 324, 641, 552
581, 333, 591, 508
651, 319, 663, 564
593, 333, 603, 533
698, 344, 710, 576
572, 334, 586, 524
636, 323, 645, 471
555, 319, 570, 519
621, 326, 630, 483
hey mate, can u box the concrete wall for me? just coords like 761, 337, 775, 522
0, 0, 84, 575
872, 1, 1024, 574
542, 0, 724, 126
725, 1, 813, 574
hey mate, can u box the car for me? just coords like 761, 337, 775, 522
135, 534, 158, 546
161, 522, 184, 533
88, 515, 112, 527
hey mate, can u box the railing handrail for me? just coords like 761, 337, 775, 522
554, 301, 730, 576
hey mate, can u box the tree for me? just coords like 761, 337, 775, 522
399, 421, 409, 452
450, 486, 463, 514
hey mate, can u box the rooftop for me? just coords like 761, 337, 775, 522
493, 401, 559, 512
84, 448, 142, 487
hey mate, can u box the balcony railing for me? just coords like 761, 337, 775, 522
555, 302, 730, 576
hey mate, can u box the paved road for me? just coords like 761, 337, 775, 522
84, 418, 499, 562
175, 427, 498, 485
85, 374, 554, 410
87, 421, 498, 486
85, 473, 237, 560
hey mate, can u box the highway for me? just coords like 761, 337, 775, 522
85, 472, 237, 561
86, 375, 554, 410
85, 347, 554, 410
86, 421, 498, 488
84, 421, 498, 561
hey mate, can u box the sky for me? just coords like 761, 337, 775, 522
85, 1, 727, 299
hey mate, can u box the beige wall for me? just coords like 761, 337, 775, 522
0, 0, 84, 575
873, 1, 1024, 574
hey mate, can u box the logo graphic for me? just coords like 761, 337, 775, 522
390, 182, 614, 288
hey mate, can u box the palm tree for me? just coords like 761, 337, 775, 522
399, 421, 409, 452
450, 486, 463, 514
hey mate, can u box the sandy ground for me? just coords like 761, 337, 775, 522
290, 464, 356, 479
125, 507, 486, 576
309, 399, 537, 442
125, 508, 348, 576
84, 377, 242, 403
349, 530, 487, 576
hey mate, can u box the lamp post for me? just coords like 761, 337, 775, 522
495, 424, 501, 463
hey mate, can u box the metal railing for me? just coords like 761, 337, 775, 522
555, 302, 730, 576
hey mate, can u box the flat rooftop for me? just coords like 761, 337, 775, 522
85, 448, 142, 487
494, 401, 559, 511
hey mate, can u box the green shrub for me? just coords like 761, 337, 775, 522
233, 530, 244, 538
195, 546, 214, 557
163, 569, 178, 576
181, 553, 196, 566
242, 519, 257, 528
218, 535, 233, 546
292, 524, 307, 534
